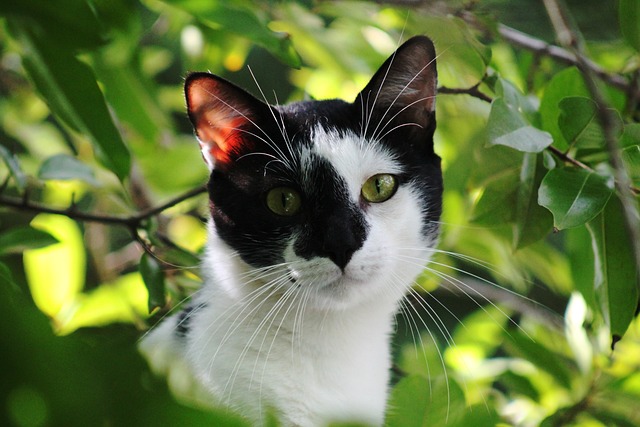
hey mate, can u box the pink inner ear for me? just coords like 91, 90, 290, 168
196, 114, 249, 164
187, 76, 253, 165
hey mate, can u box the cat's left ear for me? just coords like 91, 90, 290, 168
356, 36, 437, 141
185, 72, 266, 168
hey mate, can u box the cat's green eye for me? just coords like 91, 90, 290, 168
266, 187, 302, 216
361, 174, 398, 203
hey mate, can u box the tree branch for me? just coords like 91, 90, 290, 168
438, 83, 493, 103
0, 185, 207, 229
495, 25, 633, 94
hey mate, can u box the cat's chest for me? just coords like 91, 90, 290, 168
186, 282, 396, 425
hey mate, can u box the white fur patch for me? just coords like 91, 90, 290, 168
310, 126, 404, 201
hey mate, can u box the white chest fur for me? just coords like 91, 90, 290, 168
187, 251, 400, 426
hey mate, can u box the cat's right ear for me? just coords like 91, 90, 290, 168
185, 72, 263, 168
355, 36, 438, 143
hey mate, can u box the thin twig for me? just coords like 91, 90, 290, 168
0, 185, 207, 228
438, 83, 493, 103
546, 145, 593, 172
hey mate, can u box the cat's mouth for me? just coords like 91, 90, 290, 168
286, 262, 374, 290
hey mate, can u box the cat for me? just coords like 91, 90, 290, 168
139, 35, 442, 427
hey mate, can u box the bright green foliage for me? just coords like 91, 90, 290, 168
1, 1, 639, 426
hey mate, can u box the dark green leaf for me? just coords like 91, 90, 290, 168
620, 0, 640, 51
9, 21, 131, 182
498, 370, 540, 401
0, 262, 16, 289
538, 168, 614, 229
0, 227, 59, 255
558, 96, 598, 148
471, 169, 519, 225
0, 144, 26, 191
586, 196, 640, 340
139, 253, 166, 313
539, 68, 590, 150
0, 0, 106, 50
514, 153, 554, 249
487, 98, 553, 152
38, 154, 100, 186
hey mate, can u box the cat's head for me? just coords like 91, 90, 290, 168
185, 36, 442, 309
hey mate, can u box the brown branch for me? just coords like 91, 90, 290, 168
454, 9, 636, 96
0, 185, 207, 228
546, 145, 593, 171
496, 25, 632, 94
438, 83, 493, 103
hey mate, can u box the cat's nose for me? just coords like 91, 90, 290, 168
321, 237, 357, 271
319, 214, 365, 270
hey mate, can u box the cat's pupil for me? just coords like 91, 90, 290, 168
266, 187, 301, 216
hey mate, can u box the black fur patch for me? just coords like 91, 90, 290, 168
175, 304, 201, 338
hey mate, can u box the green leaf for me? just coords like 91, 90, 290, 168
169, 1, 301, 68
586, 196, 640, 341
23, 214, 86, 318
92, 59, 170, 145
385, 376, 465, 427
495, 79, 537, 117
487, 98, 553, 153
620, 123, 640, 148
0, 262, 17, 290
622, 145, 640, 186
0, 0, 106, 50
139, 253, 166, 313
513, 153, 554, 249
539, 68, 590, 150
471, 169, 519, 225
451, 16, 492, 66
38, 154, 100, 186
0, 227, 59, 255
0, 144, 26, 191
558, 96, 598, 148
9, 21, 131, 182
538, 168, 614, 229
566, 227, 596, 310
620, 0, 640, 51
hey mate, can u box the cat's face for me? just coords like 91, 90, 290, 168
186, 36, 441, 309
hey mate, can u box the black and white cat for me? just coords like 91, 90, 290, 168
140, 36, 442, 426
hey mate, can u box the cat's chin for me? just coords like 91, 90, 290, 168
283, 263, 404, 311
